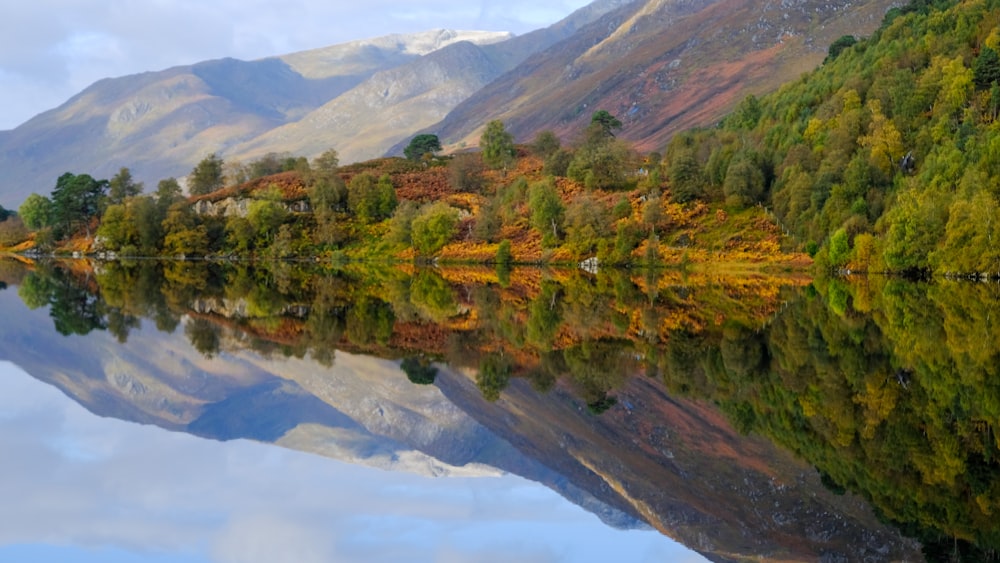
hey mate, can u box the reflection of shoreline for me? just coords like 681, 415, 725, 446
0, 259, 931, 560
0, 361, 686, 563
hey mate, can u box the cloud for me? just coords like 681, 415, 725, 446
0, 1, 592, 129
0, 361, 705, 562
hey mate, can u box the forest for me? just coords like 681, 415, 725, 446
665, 0, 1000, 276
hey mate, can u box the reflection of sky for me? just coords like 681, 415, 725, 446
0, 361, 707, 563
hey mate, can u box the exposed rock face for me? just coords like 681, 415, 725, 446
191, 196, 310, 218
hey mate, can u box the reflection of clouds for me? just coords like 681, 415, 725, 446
0, 361, 704, 562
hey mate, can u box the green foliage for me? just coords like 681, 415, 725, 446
50, 172, 108, 238
19, 193, 53, 230
827, 228, 851, 268
401, 357, 438, 385
154, 178, 183, 212
411, 202, 459, 255
480, 120, 516, 170
666, 140, 705, 203
496, 239, 513, 265
161, 202, 208, 257
188, 153, 225, 196
974, 46, 1000, 90
651, 0, 1000, 274
476, 353, 512, 402
531, 130, 561, 158
589, 110, 622, 138
543, 148, 574, 177
528, 178, 564, 247
347, 173, 397, 223
564, 196, 609, 258
107, 167, 143, 205
404, 134, 442, 161
825, 35, 857, 64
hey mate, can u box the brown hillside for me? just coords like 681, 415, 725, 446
419, 0, 895, 154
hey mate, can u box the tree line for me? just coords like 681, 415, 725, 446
4, 110, 676, 265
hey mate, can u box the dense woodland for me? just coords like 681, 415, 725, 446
665, 0, 1000, 276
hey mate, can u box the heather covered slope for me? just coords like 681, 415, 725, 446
405, 0, 896, 154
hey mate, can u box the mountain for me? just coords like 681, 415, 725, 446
0, 1, 634, 209
0, 30, 509, 208
398, 0, 897, 154
229, 0, 640, 165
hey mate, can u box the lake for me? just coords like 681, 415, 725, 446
3, 258, 994, 561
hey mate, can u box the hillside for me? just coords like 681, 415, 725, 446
0, 1, 633, 210
655, 0, 1000, 276
398, 0, 898, 155
0, 30, 510, 208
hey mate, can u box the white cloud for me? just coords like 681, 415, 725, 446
0, 0, 592, 130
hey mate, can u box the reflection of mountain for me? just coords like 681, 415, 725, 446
0, 268, 921, 561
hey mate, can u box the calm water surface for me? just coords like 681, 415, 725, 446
3, 259, 996, 561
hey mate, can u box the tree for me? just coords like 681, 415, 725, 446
825, 35, 857, 64
19, 193, 53, 230
404, 134, 442, 161
589, 110, 622, 139
449, 153, 486, 193
188, 153, 225, 195
401, 357, 438, 385
974, 46, 1000, 91
247, 188, 288, 245
477, 354, 511, 402
154, 178, 183, 212
107, 167, 143, 205
50, 172, 108, 238
564, 196, 608, 257
312, 148, 340, 175
348, 173, 397, 223
411, 202, 459, 255
531, 130, 561, 158
528, 178, 564, 247
480, 120, 515, 170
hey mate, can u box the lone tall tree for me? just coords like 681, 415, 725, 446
404, 134, 442, 161
108, 167, 143, 205
480, 120, 515, 170
188, 153, 225, 196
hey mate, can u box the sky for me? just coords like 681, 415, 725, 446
0, 1, 593, 130
0, 359, 707, 563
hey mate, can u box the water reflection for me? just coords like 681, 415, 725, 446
0, 259, 963, 560
0, 361, 698, 563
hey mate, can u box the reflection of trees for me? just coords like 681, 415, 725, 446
17, 267, 107, 336
401, 357, 437, 385
346, 296, 394, 347
693, 279, 1000, 558
185, 317, 221, 358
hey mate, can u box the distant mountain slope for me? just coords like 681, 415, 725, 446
228, 0, 639, 165
404, 0, 897, 154
0, 2, 636, 209
0, 30, 510, 208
